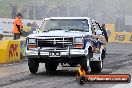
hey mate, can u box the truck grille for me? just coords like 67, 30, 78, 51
37, 37, 73, 48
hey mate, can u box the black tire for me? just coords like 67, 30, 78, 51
45, 62, 58, 71
90, 59, 103, 73
28, 58, 39, 74
80, 56, 89, 72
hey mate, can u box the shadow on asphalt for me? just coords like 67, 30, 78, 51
34, 70, 77, 77
30, 69, 113, 77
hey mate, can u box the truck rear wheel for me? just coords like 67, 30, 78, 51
28, 58, 39, 74
45, 62, 58, 71
90, 59, 103, 73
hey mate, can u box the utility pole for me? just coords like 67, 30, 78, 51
42, 1, 46, 18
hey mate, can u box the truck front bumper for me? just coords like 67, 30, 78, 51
26, 47, 87, 58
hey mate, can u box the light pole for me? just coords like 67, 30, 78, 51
41, 0, 46, 18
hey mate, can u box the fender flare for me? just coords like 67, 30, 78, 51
84, 42, 92, 55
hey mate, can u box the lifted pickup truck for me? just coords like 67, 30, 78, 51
26, 17, 106, 73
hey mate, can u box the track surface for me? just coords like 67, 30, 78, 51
0, 43, 132, 88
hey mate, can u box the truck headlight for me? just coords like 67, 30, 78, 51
74, 37, 84, 48
74, 37, 83, 44
28, 38, 36, 44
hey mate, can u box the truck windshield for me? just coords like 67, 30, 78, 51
40, 19, 89, 32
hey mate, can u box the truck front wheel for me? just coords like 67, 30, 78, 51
80, 56, 89, 72
28, 58, 39, 74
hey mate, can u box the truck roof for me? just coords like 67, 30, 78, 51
44, 17, 91, 20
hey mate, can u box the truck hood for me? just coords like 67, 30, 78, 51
28, 30, 92, 38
